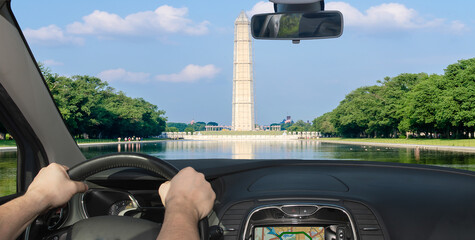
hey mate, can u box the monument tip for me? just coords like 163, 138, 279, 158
235, 10, 249, 23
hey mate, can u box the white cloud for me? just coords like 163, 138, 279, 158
24, 25, 84, 46
98, 68, 151, 83
155, 64, 220, 83
449, 20, 467, 32
67, 5, 209, 37
43, 59, 64, 66
98, 64, 220, 84
326, 2, 467, 33
246, 1, 274, 18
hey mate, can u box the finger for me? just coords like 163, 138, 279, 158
158, 181, 171, 206
73, 181, 88, 193
181, 166, 196, 174
58, 164, 72, 179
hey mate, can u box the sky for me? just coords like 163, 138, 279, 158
11, 0, 475, 126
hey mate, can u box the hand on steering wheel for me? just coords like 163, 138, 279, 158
65, 153, 211, 240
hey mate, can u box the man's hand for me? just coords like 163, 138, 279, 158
25, 163, 88, 212
156, 167, 216, 240
159, 167, 215, 221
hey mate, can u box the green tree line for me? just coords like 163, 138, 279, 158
40, 64, 166, 138
313, 58, 475, 139
167, 121, 315, 133
283, 120, 312, 132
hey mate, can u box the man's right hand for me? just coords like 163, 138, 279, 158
158, 167, 216, 221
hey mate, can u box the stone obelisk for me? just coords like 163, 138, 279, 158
232, 11, 255, 131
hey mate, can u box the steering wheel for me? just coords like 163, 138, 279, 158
65, 153, 209, 240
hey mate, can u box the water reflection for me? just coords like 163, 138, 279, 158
117, 143, 141, 152
232, 141, 253, 159
415, 147, 420, 161
76, 140, 475, 171
1, 141, 473, 174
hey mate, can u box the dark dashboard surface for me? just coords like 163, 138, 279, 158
84, 159, 475, 240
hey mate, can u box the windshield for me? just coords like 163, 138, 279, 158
8, 0, 475, 171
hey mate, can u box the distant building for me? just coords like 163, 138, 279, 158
205, 125, 232, 131
283, 116, 293, 124
262, 125, 282, 131
205, 126, 224, 131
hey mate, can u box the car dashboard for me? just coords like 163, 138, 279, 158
33, 159, 475, 240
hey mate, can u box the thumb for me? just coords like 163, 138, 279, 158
159, 181, 171, 207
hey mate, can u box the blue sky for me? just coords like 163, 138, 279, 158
11, 0, 475, 126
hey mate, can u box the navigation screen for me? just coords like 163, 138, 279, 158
254, 226, 325, 240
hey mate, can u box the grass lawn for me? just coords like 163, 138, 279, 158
75, 139, 118, 144
0, 140, 16, 147
322, 138, 475, 147
0, 138, 166, 147
0, 155, 16, 197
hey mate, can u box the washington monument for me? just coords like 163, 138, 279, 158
232, 11, 255, 131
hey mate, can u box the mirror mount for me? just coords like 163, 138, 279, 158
272, 0, 324, 13
292, 40, 300, 44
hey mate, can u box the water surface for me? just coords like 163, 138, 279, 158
81, 140, 475, 171
2, 140, 474, 196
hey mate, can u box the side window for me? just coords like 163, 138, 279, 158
0, 122, 17, 197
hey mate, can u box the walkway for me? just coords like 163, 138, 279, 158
0, 140, 165, 152
319, 140, 475, 153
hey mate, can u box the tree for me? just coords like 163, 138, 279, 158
311, 58, 475, 139
184, 127, 194, 133
166, 127, 179, 132
378, 73, 427, 137
398, 75, 440, 137
100, 93, 166, 138
438, 58, 475, 138
280, 122, 293, 130
39, 64, 167, 138
287, 120, 311, 132
331, 86, 385, 137
207, 122, 218, 126
312, 112, 336, 136
191, 122, 206, 131
329, 73, 427, 138
167, 123, 188, 132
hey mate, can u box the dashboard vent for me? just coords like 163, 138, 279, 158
221, 201, 254, 240
343, 201, 385, 240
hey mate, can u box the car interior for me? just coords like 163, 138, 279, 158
0, 0, 474, 240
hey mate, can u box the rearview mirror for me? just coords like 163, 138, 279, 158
251, 11, 343, 40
